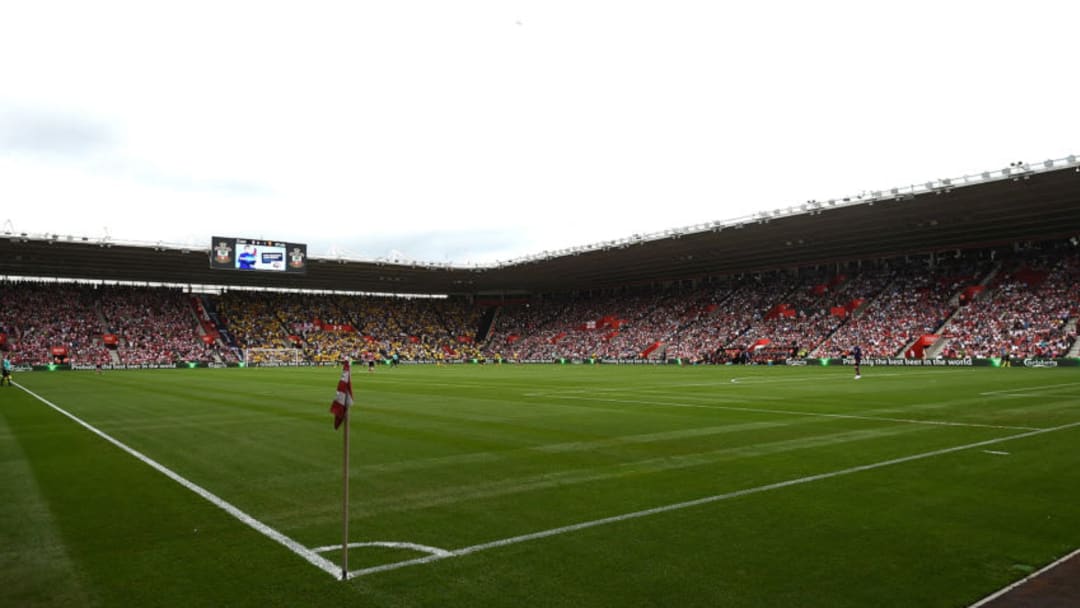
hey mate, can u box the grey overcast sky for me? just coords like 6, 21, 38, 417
1, 1, 1077, 264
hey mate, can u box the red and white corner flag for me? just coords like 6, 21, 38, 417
329, 360, 355, 580
330, 360, 354, 430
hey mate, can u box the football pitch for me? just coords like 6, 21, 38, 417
2, 364, 1079, 607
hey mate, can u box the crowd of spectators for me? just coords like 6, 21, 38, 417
729, 271, 893, 362
483, 299, 566, 360
0, 283, 217, 365
97, 287, 226, 364
642, 287, 732, 362
214, 292, 483, 363
217, 291, 296, 354
2, 245, 1077, 367
0, 283, 112, 365
941, 253, 1080, 358
664, 279, 791, 363
816, 258, 996, 358
485, 270, 897, 364
481, 250, 1077, 364
485, 292, 692, 361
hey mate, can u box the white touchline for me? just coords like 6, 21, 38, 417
538, 394, 1041, 432
979, 382, 1080, 397
966, 546, 1080, 608
345, 419, 1080, 579
15, 383, 341, 579
521, 371, 946, 397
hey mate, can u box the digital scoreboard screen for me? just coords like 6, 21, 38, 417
210, 237, 307, 273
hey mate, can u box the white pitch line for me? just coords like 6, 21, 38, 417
979, 382, 1080, 397
15, 383, 341, 579
347, 419, 1080, 579
537, 394, 1040, 432
311, 541, 452, 558
522, 371, 946, 397
966, 546, 1080, 608
724, 371, 934, 384
982, 450, 1010, 456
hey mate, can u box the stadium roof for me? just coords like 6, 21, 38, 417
3, 162, 1080, 296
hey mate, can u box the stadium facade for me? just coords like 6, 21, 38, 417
2, 158, 1079, 296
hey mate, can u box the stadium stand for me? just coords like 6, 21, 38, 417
939, 252, 1079, 358
214, 291, 483, 364
98, 286, 225, 365
0, 283, 231, 366
815, 257, 996, 358
1, 242, 1077, 366
0, 283, 113, 366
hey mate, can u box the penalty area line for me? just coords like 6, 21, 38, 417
15, 382, 340, 579
347, 419, 1080, 579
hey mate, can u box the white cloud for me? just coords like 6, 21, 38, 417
2, 1, 1078, 262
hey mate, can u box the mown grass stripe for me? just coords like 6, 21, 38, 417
0, 400, 95, 607
14, 382, 342, 579
349, 419, 1080, 578
539, 393, 1040, 431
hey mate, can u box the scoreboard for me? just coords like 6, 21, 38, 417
210, 236, 307, 273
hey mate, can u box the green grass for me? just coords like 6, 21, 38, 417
2, 364, 1079, 607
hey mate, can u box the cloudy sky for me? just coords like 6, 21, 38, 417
2, 1, 1077, 264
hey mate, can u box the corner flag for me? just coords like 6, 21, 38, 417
330, 360, 353, 430
329, 360, 355, 580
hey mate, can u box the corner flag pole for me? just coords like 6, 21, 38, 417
342, 402, 350, 581
330, 359, 355, 582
